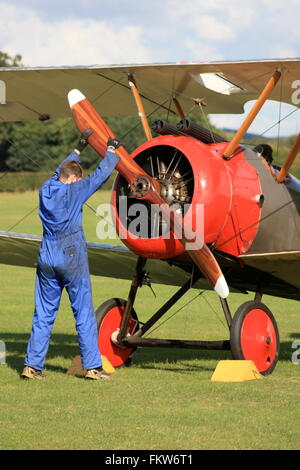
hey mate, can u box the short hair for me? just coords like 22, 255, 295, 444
60, 160, 83, 179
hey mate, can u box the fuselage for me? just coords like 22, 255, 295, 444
111, 134, 300, 292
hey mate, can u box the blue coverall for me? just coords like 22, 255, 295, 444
24, 149, 119, 371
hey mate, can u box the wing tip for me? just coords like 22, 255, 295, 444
68, 89, 86, 107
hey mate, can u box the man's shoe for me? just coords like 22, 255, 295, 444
21, 366, 46, 380
85, 368, 111, 380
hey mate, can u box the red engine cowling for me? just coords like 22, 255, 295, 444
111, 134, 233, 259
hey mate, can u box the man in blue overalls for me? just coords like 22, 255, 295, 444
21, 130, 120, 380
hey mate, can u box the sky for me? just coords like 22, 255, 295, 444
0, 0, 299, 136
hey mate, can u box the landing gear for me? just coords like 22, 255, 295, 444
96, 257, 280, 375
230, 301, 280, 375
96, 298, 139, 368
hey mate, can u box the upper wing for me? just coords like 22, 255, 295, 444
0, 58, 299, 122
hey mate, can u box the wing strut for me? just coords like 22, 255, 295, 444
172, 97, 185, 119
276, 133, 300, 182
222, 69, 282, 160
128, 74, 152, 141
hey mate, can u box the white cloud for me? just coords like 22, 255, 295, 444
190, 15, 234, 42
184, 41, 224, 61
262, 0, 299, 9
0, 1, 153, 66
210, 101, 299, 137
166, 0, 299, 61
1, 0, 299, 66
167, 0, 256, 42
272, 45, 298, 59
165, 0, 253, 60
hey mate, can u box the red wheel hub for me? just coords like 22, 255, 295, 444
98, 306, 138, 367
240, 308, 277, 373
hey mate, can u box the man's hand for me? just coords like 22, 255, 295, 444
107, 137, 121, 152
75, 129, 93, 153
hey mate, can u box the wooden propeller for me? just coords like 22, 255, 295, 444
68, 89, 229, 298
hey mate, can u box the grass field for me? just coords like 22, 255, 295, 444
0, 190, 300, 450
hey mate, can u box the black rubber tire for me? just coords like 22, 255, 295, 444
230, 301, 280, 376
96, 298, 139, 368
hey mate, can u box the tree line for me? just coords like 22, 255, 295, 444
0, 51, 296, 174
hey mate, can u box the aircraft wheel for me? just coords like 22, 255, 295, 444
96, 298, 139, 368
230, 301, 280, 375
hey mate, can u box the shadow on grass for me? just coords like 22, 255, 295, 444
133, 347, 231, 373
289, 333, 300, 339
0, 332, 79, 375
0, 332, 297, 375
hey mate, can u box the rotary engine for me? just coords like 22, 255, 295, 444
111, 134, 232, 259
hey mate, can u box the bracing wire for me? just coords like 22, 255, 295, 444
143, 287, 229, 338
201, 294, 228, 330
7, 205, 39, 232
257, 108, 299, 139
195, 99, 216, 144
144, 290, 204, 337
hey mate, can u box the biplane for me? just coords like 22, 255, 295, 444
0, 58, 299, 375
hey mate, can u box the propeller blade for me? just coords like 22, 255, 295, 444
68, 89, 229, 298
68, 89, 141, 187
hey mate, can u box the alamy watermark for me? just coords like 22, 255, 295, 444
0, 80, 6, 104
291, 340, 300, 365
95, 199, 205, 250
291, 80, 300, 105
0, 341, 6, 365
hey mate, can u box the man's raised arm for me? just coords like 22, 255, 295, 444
75, 137, 121, 203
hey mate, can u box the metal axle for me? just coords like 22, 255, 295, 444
122, 336, 230, 350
